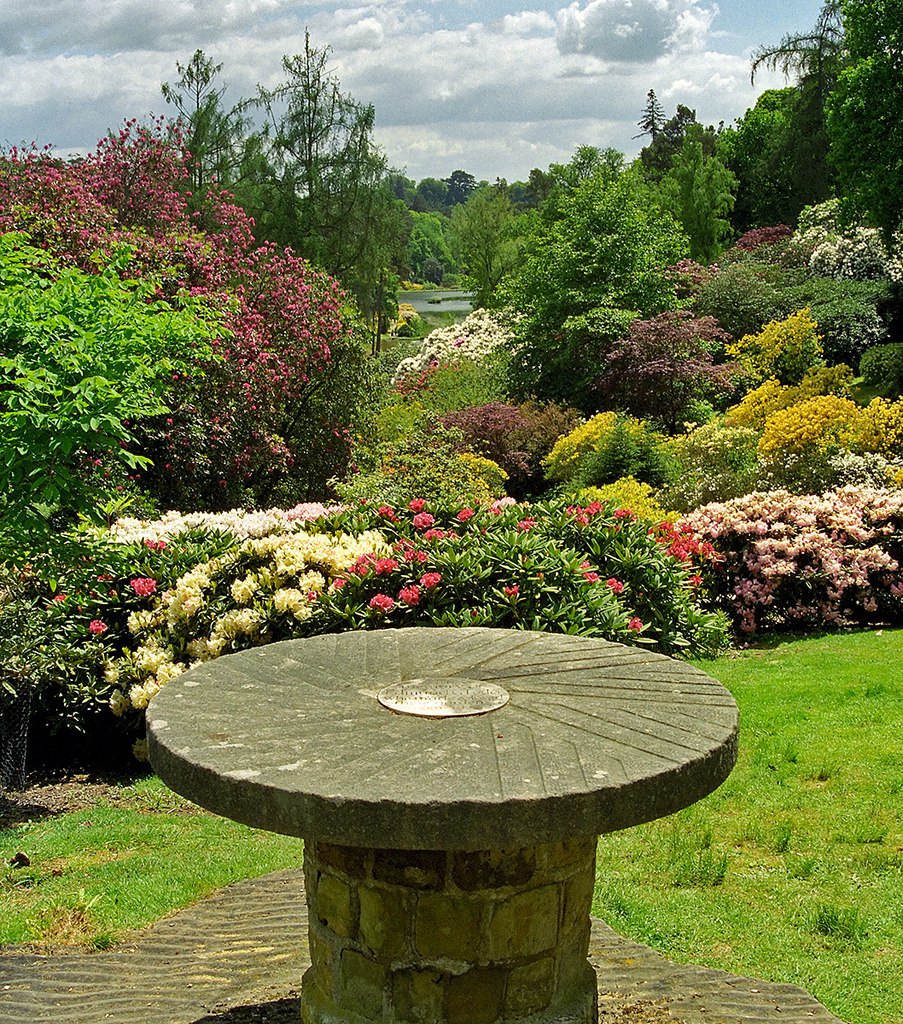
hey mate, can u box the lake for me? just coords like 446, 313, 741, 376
401, 289, 474, 314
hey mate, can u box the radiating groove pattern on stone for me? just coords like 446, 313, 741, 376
147, 628, 739, 850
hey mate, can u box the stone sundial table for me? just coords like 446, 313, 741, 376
147, 627, 739, 1024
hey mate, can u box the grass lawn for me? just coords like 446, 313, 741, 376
2, 629, 901, 1023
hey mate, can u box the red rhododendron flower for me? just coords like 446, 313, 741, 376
130, 577, 157, 597
420, 572, 442, 589
412, 512, 435, 529
517, 518, 537, 532
373, 558, 399, 576
368, 593, 395, 613
503, 585, 519, 597
398, 585, 421, 606
457, 508, 475, 522
628, 617, 643, 631
408, 498, 427, 512
88, 620, 108, 635
606, 578, 624, 593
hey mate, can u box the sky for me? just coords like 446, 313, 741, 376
0, 0, 826, 184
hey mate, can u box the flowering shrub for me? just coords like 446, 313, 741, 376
727, 308, 824, 386
794, 201, 903, 283
441, 400, 582, 497
106, 497, 728, 733
726, 365, 855, 431
681, 487, 903, 633
759, 395, 903, 462
393, 309, 513, 381
542, 412, 618, 483
659, 422, 761, 512
732, 225, 793, 252
692, 259, 785, 340
107, 503, 346, 545
1, 526, 238, 741
0, 121, 370, 511
576, 478, 676, 524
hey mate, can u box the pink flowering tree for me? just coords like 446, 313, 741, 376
0, 119, 373, 511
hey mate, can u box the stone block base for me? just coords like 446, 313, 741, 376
301, 837, 599, 1024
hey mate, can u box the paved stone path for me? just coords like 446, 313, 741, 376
0, 869, 845, 1024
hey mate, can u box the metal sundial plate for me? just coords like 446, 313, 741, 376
377, 678, 510, 718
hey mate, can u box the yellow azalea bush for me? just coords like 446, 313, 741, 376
576, 477, 677, 524
108, 530, 389, 716
456, 452, 509, 503
727, 364, 854, 430
728, 308, 824, 385
542, 412, 619, 482
758, 394, 862, 459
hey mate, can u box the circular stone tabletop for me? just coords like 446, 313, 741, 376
147, 628, 739, 851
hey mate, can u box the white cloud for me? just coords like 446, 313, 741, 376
555, 0, 718, 62
0, 0, 801, 181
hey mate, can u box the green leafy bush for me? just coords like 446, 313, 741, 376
860, 343, 903, 398
544, 413, 675, 490
0, 233, 222, 563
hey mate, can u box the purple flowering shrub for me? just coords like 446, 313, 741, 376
681, 486, 903, 633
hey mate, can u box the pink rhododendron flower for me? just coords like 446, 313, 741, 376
377, 506, 398, 521
408, 498, 427, 512
333, 577, 347, 589
420, 572, 442, 589
52, 593, 67, 603
503, 585, 519, 597
583, 571, 600, 583
368, 594, 395, 613
143, 538, 167, 551
606, 578, 624, 593
457, 508, 475, 522
423, 528, 446, 540
373, 558, 399, 576
88, 620, 108, 635
413, 512, 436, 529
628, 617, 643, 631
398, 585, 421, 606
517, 518, 537, 532
129, 577, 157, 597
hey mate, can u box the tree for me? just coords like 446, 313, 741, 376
243, 34, 408, 318
450, 186, 521, 307
407, 210, 456, 283
502, 171, 688, 411
161, 50, 246, 197
717, 89, 800, 231
445, 169, 477, 206
639, 105, 711, 180
751, 1, 845, 210
828, 0, 903, 239
635, 89, 665, 142
660, 124, 738, 261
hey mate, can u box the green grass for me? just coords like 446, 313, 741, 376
595, 629, 903, 1024
1, 776, 302, 948
2, 630, 901, 1023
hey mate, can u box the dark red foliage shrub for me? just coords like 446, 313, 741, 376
441, 400, 581, 497
593, 310, 740, 431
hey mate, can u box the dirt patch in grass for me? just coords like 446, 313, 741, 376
0, 770, 197, 831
